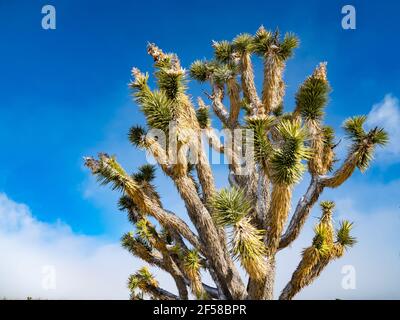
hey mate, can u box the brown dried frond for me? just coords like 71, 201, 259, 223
281, 247, 320, 300
321, 145, 335, 173
307, 121, 325, 175
262, 54, 285, 115
231, 217, 267, 280
266, 184, 292, 256
323, 153, 358, 188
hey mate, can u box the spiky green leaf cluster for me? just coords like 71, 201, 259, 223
232, 33, 254, 53
132, 164, 156, 182
137, 90, 174, 131
189, 60, 217, 82
85, 154, 136, 194
279, 33, 299, 60
128, 274, 140, 291
183, 249, 202, 274
344, 116, 388, 145
251, 26, 272, 55
252, 28, 298, 60
131, 70, 174, 131
295, 75, 330, 121
118, 195, 142, 223
150, 51, 186, 100
130, 58, 182, 133
118, 195, 136, 212
273, 103, 284, 117
128, 125, 147, 148
270, 120, 311, 184
369, 127, 389, 145
246, 116, 274, 164
128, 267, 158, 292
322, 126, 335, 147
213, 40, 233, 63
152, 50, 173, 69
231, 217, 266, 279
318, 201, 335, 228
190, 58, 237, 85
206, 187, 266, 279
121, 232, 153, 254
354, 146, 374, 173
156, 69, 186, 100
343, 116, 388, 171
320, 200, 335, 212
311, 224, 331, 257
336, 220, 357, 248
343, 116, 367, 142
136, 218, 158, 242
137, 266, 156, 282
213, 63, 237, 84
129, 69, 149, 91
190, 28, 298, 90
196, 106, 210, 129
211, 187, 252, 226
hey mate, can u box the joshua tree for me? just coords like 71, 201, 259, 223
85, 26, 387, 300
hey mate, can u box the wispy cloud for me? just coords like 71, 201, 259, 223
0, 193, 175, 299
276, 178, 400, 299
366, 94, 400, 163
2, 180, 400, 300
276, 191, 400, 299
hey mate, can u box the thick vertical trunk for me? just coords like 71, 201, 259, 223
174, 175, 247, 299
172, 274, 189, 300
263, 258, 275, 300
247, 257, 275, 299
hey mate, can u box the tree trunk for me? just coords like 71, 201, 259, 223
174, 175, 247, 299
247, 257, 275, 299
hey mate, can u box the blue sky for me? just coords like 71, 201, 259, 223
0, 0, 400, 298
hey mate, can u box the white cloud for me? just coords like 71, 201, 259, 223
275, 179, 400, 299
366, 94, 400, 162
2, 185, 399, 300
0, 193, 175, 299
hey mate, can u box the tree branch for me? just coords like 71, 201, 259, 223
320, 152, 358, 188
239, 53, 262, 116
147, 202, 203, 252
279, 147, 369, 250
195, 134, 217, 204
206, 86, 230, 127
136, 120, 246, 299
227, 78, 241, 127
144, 285, 179, 300
278, 176, 323, 250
